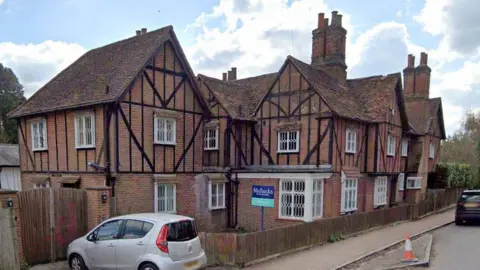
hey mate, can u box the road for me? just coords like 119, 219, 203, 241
429, 223, 480, 270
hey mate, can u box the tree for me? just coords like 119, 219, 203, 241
0, 63, 26, 144
441, 111, 480, 187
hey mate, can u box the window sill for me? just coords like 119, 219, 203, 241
276, 217, 304, 222
341, 209, 357, 215
32, 148, 48, 152
154, 142, 176, 146
75, 146, 96, 150
277, 151, 299, 154
406, 187, 422, 190
401, 155, 408, 157
157, 211, 177, 214
429, 157, 434, 159
209, 207, 226, 211
374, 204, 386, 209
204, 148, 219, 151
387, 154, 395, 157
345, 151, 356, 154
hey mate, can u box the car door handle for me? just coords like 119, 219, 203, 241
136, 242, 145, 246
108, 243, 115, 248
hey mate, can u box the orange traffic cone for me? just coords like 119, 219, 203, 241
401, 233, 419, 263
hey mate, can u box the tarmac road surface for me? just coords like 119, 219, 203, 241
429, 223, 480, 270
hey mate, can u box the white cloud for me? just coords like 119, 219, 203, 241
443, 103, 465, 134
433, 61, 480, 94
0, 0, 4, 6
0, 41, 86, 98
185, 0, 354, 78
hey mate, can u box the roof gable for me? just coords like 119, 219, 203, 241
9, 26, 210, 118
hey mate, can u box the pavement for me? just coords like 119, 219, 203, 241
245, 209, 455, 270
347, 234, 432, 270
428, 222, 480, 270
29, 209, 456, 270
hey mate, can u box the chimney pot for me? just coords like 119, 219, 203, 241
227, 70, 232, 81
318, 13, 325, 29
230, 67, 237, 80
136, 30, 141, 36
324, 18, 329, 28
222, 72, 227, 81
141, 28, 147, 34
420, 52, 428, 66
331, 11, 340, 26
407, 54, 415, 68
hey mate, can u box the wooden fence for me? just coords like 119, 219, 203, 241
0, 208, 20, 270
19, 188, 88, 265
417, 188, 463, 217
200, 187, 463, 267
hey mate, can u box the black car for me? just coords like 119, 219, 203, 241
455, 190, 480, 225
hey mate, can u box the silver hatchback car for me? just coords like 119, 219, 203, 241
67, 213, 207, 270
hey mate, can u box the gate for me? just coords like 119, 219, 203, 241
0, 208, 20, 270
18, 188, 88, 265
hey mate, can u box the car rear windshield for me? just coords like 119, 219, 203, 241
460, 192, 480, 202
167, 220, 198, 242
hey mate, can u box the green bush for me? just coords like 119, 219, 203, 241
327, 232, 344, 243
435, 163, 473, 188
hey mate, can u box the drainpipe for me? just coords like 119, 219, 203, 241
234, 172, 239, 227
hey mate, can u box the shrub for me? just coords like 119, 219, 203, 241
435, 163, 473, 188
327, 232, 344, 243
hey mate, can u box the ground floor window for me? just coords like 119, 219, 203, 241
279, 179, 305, 219
374, 176, 388, 207
154, 183, 176, 213
209, 182, 226, 210
312, 179, 324, 218
341, 175, 358, 213
407, 177, 422, 189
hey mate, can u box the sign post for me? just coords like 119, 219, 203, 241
251, 185, 274, 231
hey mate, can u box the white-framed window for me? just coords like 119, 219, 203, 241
341, 173, 358, 213
374, 176, 388, 207
279, 179, 305, 219
154, 116, 176, 145
398, 173, 405, 191
429, 142, 435, 159
208, 182, 225, 210
154, 183, 176, 213
277, 130, 299, 153
31, 118, 47, 151
401, 138, 408, 157
345, 129, 357, 153
34, 182, 50, 189
74, 113, 95, 148
312, 179, 324, 218
387, 133, 395, 156
406, 177, 422, 189
204, 126, 219, 150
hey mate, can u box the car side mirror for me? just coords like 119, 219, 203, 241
88, 231, 98, 242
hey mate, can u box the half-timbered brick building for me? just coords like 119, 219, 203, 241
9, 10, 445, 233
198, 11, 445, 231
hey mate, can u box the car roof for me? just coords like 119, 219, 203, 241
107, 213, 194, 223
463, 190, 480, 193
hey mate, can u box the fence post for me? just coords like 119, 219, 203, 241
433, 192, 437, 213
9, 208, 20, 270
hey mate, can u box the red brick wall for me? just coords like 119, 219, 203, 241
20, 172, 105, 190
86, 187, 111, 230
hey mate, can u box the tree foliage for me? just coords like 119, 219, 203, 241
0, 63, 26, 144
435, 163, 472, 188
440, 111, 480, 188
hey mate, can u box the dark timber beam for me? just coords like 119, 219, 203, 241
18, 119, 35, 170
174, 115, 204, 171
143, 71, 166, 107
117, 103, 154, 171
252, 128, 275, 165
146, 65, 187, 78
303, 119, 330, 165
165, 77, 185, 106
355, 125, 368, 167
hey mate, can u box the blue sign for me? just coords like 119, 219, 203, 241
251, 185, 274, 208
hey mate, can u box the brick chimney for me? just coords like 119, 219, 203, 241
311, 11, 348, 86
403, 52, 431, 99
136, 30, 141, 36
227, 67, 237, 81
141, 28, 147, 34
222, 72, 227, 81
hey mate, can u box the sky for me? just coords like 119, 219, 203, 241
1, 0, 479, 136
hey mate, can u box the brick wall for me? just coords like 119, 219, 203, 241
85, 187, 111, 230
21, 172, 106, 190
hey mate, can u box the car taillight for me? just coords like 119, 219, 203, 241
457, 202, 464, 207
156, 225, 169, 253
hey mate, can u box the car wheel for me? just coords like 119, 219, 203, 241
140, 263, 159, 270
455, 218, 462, 225
70, 254, 87, 270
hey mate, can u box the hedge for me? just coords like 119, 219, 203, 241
435, 163, 473, 188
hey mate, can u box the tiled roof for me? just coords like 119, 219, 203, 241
406, 97, 445, 138
199, 56, 402, 124
198, 73, 276, 119
0, 144, 19, 167
9, 26, 208, 118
